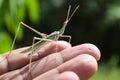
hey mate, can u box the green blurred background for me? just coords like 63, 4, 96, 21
0, 0, 120, 79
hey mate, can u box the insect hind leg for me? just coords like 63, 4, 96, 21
20, 22, 47, 38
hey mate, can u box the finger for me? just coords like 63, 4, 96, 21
57, 54, 97, 80
34, 54, 96, 80
34, 71, 80, 80
0, 43, 100, 79
0, 41, 71, 75
0, 54, 96, 80
56, 71, 80, 80
61, 43, 101, 61
28, 43, 100, 78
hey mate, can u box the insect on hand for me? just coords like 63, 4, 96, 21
1, 5, 79, 76
21, 5, 79, 55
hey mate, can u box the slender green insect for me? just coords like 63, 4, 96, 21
0, 5, 79, 75
20, 5, 79, 55
18, 5, 79, 73
0, 5, 79, 77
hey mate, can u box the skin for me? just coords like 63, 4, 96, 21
0, 41, 101, 80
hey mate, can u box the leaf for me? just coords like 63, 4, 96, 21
16, 0, 26, 20
26, 0, 40, 23
0, 0, 3, 8
9, 0, 17, 20
0, 31, 12, 53
106, 3, 120, 21
4, 12, 23, 40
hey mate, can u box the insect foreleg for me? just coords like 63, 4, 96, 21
60, 35, 71, 43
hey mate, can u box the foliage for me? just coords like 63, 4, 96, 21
0, 0, 40, 53
90, 55, 120, 80
90, 65, 120, 80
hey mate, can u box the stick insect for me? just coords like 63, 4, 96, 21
2, 5, 79, 74
21, 5, 79, 54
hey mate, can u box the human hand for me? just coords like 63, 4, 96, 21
0, 41, 100, 80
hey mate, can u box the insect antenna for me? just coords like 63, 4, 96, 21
60, 5, 79, 35
68, 5, 80, 22
65, 5, 71, 23
64, 5, 80, 26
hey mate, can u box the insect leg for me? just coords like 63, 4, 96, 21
27, 36, 42, 75
28, 37, 54, 73
20, 22, 47, 38
60, 35, 71, 43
